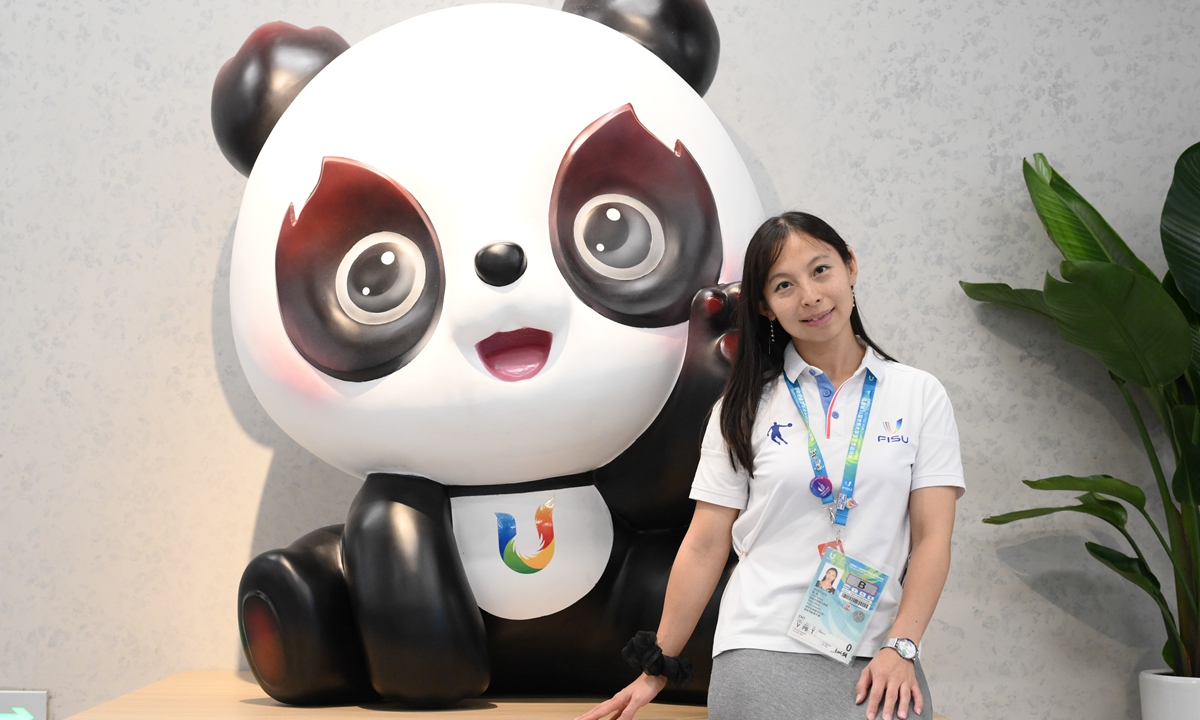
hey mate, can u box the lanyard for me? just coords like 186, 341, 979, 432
784, 369, 878, 528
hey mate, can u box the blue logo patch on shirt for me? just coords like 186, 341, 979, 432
768, 422, 793, 445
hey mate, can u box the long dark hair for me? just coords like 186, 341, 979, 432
719, 212, 894, 475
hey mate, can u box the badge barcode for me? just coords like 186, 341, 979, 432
841, 592, 872, 610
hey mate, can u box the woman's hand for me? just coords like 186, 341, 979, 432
574, 673, 668, 720
856, 486, 954, 719
855, 650, 924, 720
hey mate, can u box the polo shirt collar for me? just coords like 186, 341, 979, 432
782, 338, 887, 384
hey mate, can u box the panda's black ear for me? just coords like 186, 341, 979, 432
212, 22, 349, 176
563, 0, 720, 96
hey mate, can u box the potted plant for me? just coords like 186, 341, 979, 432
961, 143, 1200, 719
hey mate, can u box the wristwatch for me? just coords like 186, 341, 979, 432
883, 637, 918, 660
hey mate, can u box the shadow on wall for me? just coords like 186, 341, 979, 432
997, 534, 1166, 720
969, 303, 1161, 454
976, 290, 1172, 719
721, 120, 782, 217
210, 223, 364, 667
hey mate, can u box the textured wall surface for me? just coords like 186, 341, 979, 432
1, 1, 1196, 718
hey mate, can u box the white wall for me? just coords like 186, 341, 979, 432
2, 1, 1195, 717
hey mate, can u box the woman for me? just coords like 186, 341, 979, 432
578, 212, 962, 720
818, 566, 840, 594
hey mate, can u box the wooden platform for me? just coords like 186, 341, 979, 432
67, 671, 950, 719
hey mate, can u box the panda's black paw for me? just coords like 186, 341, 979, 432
342, 475, 491, 707
239, 526, 377, 705
688, 281, 741, 369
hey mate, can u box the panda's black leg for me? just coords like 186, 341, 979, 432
482, 521, 735, 700
239, 525, 377, 705
342, 474, 490, 707
608, 527, 737, 703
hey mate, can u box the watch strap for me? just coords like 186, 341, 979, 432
884, 637, 918, 660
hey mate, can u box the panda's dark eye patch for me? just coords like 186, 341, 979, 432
276, 157, 443, 382
549, 104, 721, 327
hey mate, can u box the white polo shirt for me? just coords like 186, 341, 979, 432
690, 343, 965, 658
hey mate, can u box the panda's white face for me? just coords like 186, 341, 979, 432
230, 4, 762, 484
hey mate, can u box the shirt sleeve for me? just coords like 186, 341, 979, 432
689, 400, 751, 510
911, 378, 966, 497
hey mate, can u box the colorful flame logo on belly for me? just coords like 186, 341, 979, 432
495, 496, 556, 574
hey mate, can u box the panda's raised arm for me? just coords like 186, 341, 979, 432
595, 281, 740, 531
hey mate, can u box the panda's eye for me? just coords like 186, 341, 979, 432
276, 157, 443, 382
574, 195, 664, 279
550, 104, 721, 328
336, 233, 426, 324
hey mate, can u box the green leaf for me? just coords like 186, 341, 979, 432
1086, 541, 1189, 676
1024, 154, 1155, 276
983, 501, 1127, 529
1162, 142, 1200, 316
1164, 272, 1198, 324
1022, 474, 1146, 511
1163, 273, 1200, 392
1049, 171, 1156, 279
1024, 157, 1109, 263
1162, 638, 1185, 678
1043, 261, 1192, 387
959, 281, 1053, 318
1174, 404, 1199, 447
1032, 153, 1054, 184
1191, 326, 1200, 394
1086, 542, 1160, 591
1075, 492, 1129, 525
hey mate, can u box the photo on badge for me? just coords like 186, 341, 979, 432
816, 562, 840, 594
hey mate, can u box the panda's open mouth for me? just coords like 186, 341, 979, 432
476, 328, 553, 382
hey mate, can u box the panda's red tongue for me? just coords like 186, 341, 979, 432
476, 328, 552, 382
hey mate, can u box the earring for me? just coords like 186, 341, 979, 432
769, 320, 775, 348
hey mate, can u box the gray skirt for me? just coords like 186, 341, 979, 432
708, 649, 933, 720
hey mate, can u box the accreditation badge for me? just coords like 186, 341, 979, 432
786, 548, 890, 664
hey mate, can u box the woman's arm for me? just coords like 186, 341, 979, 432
856, 485, 957, 720
656, 501, 740, 655
885, 485, 957, 648
576, 500, 739, 720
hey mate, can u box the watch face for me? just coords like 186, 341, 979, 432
894, 639, 917, 659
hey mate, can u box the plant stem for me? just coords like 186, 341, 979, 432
1184, 510, 1200, 673
1139, 506, 1200, 615
1118, 525, 1160, 584
1115, 377, 1184, 543
1154, 385, 1200, 609
1115, 376, 1194, 673
1115, 526, 1191, 674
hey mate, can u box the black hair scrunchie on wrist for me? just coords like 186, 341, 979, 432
621, 631, 694, 688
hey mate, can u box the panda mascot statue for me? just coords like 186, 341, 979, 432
211, 1, 763, 708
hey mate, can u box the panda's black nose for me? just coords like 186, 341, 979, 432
475, 242, 527, 287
